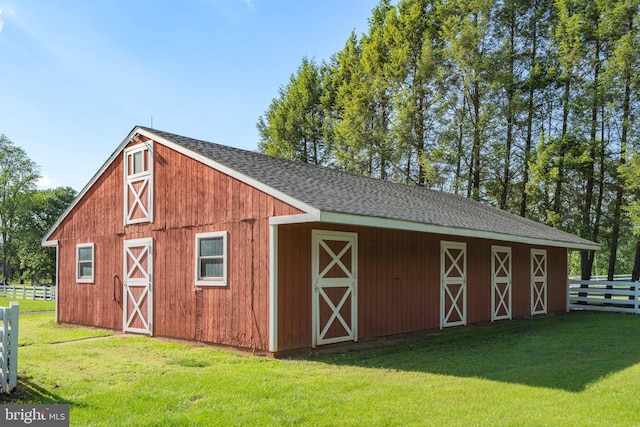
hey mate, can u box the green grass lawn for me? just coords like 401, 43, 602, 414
0, 297, 55, 312
7, 311, 640, 426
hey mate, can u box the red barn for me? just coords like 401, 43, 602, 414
42, 126, 599, 355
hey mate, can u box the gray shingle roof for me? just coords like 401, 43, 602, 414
142, 127, 598, 250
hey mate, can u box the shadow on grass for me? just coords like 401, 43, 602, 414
0, 375, 75, 405
308, 311, 640, 392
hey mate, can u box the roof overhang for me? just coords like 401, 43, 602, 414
42, 239, 58, 248
270, 210, 601, 251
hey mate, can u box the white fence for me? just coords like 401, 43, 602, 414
581, 274, 633, 282
568, 279, 640, 314
0, 285, 56, 301
0, 302, 18, 393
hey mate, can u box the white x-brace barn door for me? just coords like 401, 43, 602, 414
491, 246, 512, 321
312, 230, 357, 348
124, 143, 153, 225
531, 249, 547, 315
441, 241, 467, 328
123, 238, 153, 335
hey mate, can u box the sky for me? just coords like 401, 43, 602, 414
0, 0, 380, 192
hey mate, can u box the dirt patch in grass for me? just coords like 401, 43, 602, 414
0, 383, 30, 402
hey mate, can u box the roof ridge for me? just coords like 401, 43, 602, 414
139, 126, 471, 198
138, 126, 598, 250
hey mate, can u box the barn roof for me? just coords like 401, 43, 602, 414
43, 126, 599, 250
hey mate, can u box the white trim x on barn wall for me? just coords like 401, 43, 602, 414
441, 241, 467, 329
491, 245, 512, 321
123, 141, 154, 225
123, 238, 153, 335
311, 230, 358, 348
531, 249, 547, 315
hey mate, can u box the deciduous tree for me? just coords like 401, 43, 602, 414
0, 134, 40, 282
17, 186, 76, 284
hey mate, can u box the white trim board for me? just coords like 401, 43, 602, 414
269, 224, 278, 353
271, 211, 599, 251
317, 212, 599, 251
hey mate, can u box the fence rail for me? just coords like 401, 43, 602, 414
0, 302, 18, 393
570, 274, 633, 282
0, 285, 56, 301
568, 279, 639, 314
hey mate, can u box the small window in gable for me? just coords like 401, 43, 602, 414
195, 231, 227, 286
132, 150, 145, 175
124, 141, 153, 225
76, 243, 95, 283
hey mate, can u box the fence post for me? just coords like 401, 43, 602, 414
0, 306, 6, 393
0, 303, 19, 393
635, 281, 639, 314
8, 302, 18, 391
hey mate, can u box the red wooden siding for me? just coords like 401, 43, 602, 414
277, 223, 568, 352
47, 131, 572, 353
48, 137, 303, 350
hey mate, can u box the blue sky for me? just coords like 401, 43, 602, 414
0, 0, 379, 192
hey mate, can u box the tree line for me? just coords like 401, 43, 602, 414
257, 0, 640, 280
0, 134, 76, 285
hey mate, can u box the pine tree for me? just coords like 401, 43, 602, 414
438, 0, 498, 201
385, 0, 440, 185
602, 0, 640, 279
332, 2, 396, 178
258, 57, 328, 165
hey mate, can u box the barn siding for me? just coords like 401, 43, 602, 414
48, 132, 573, 353
48, 138, 303, 350
277, 223, 569, 352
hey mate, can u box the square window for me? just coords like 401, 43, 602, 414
76, 243, 94, 283
195, 232, 227, 286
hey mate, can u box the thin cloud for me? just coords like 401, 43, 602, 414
0, 5, 17, 33
36, 174, 54, 190
241, 0, 255, 11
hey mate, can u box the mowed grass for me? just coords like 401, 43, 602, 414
8, 311, 640, 426
0, 297, 55, 312
17, 313, 113, 347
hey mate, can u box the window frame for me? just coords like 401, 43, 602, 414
76, 242, 95, 284
195, 231, 228, 287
